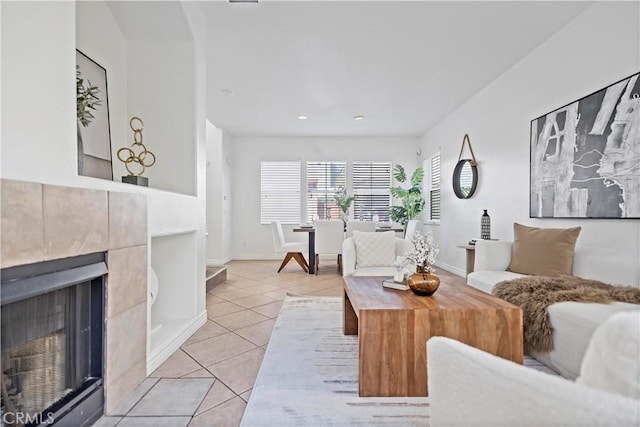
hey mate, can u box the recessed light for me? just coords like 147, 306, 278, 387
298, 115, 308, 120
353, 115, 365, 121
220, 89, 234, 96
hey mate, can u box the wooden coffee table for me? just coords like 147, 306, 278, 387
343, 274, 523, 397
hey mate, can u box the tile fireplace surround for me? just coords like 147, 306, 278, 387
1, 179, 148, 415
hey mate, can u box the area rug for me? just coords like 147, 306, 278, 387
240, 295, 430, 426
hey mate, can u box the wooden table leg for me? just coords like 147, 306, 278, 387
343, 291, 358, 335
358, 309, 425, 397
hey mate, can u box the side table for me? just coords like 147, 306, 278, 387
456, 245, 475, 276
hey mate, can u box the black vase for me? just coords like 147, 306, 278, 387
481, 209, 491, 239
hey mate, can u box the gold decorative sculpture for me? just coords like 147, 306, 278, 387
117, 117, 156, 186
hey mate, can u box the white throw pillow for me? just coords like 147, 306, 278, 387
353, 230, 396, 268
576, 310, 640, 400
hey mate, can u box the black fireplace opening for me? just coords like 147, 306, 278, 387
1, 253, 106, 427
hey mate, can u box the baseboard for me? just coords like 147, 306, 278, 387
206, 267, 227, 292
435, 261, 466, 278
232, 253, 284, 261
222, 256, 464, 277
206, 257, 232, 266
147, 311, 207, 375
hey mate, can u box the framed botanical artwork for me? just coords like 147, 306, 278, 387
76, 49, 113, 180
530, 72, 640, 218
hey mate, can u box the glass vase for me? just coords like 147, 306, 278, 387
406, 272, 440, 296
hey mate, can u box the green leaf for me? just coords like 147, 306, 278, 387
76, 68, 102, 125
390, 187, 408, 199
393, 164, 406, 183
388, 206, 408, 225
410, 167, 424, 187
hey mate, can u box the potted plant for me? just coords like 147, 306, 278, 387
389, 164, 425, 226
333, 186, 356, 222
402, 230, 440, 296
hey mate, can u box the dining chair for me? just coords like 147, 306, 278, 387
314, 220, 345, 275
405, 219, 424, 240
346, 220, 376, 238
271, 221, 309, 273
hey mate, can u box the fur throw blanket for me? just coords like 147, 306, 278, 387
493, 275, 640, 353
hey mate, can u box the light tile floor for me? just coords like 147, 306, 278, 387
94, 260, 558, 426
94, 259, 346, 427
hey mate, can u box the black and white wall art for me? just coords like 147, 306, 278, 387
530, 72, 640, 218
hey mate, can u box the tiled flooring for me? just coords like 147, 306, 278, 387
95, 261, 554, 426
95, 259, 346, 427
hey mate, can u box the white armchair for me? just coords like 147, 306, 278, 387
427, 311, 640, 426
314, 220, 344, 275
271, 221, 308, 273
345, 220, 376, 238
342, 235, 412, 276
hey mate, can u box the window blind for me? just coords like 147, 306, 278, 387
352, 161, 392, 221
306, 161, 346, 222
260, 161, 301, 224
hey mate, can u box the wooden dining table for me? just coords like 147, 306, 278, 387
293, 225, 404, 274
292, 227, 317, 274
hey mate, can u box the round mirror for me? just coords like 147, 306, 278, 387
453, 159, 478, 199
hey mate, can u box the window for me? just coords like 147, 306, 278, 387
424, 153, 441, 222
352, 161, 392, 221
306, 161, 346, 221
260, 161, 301, 224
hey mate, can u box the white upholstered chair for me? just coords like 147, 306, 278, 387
314, 220, 344, 275
271, 221, 308, 273
404, 219, 423, 240
427, 311, 640, 427
342, 233, 412, 276
345, 220, 376, 238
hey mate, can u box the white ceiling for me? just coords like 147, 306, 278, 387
199, 1, 592, 137
108, 1, 193, 41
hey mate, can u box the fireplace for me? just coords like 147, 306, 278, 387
1, 253, 106, 427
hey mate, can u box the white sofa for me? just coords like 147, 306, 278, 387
468, 240, 640, 378
342, 236, 412, 276
427, 311, 640, 427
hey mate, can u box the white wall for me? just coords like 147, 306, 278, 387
419, 1, 640, 280
2, 1, 76, 184
205, 123, 234, 265
206, 121, 224, 263
204, 126, 233, 265
76, 0, 128, 182
127, 40, 196, 196
2, 1, 198, 198
2, 2, 202, 200
222, 130, 233, 261
230, 136, 420, 259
